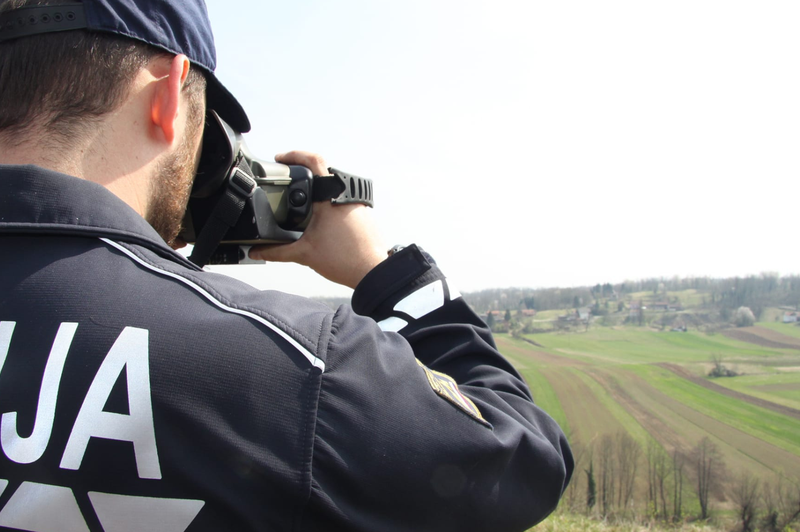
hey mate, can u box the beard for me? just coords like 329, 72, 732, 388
146, 121, 202, 247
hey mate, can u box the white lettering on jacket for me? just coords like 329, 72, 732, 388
0, 322, 205, 530
0, 322, 77, 464
0, 322, 161, 479
0, 481, 205, 531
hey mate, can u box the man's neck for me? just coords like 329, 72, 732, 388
0, 139, 81, 177
0, 124, 154, 219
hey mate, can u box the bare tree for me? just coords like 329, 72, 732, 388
562, 437, 587, 513
646, 439, 670, 520
691, 437, 726, 520
580, 438, 597, 515
598, 434, 616, 518
671, 449, 686, 523
614, 432, 641, 517
708, 353, 738, 378
585, 456, 596, 514
761, 474, 800, 532
731, 471, 760, 532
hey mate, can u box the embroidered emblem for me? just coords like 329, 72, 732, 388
416, 360, 489, 425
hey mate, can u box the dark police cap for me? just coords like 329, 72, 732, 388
0, 0, 250, 133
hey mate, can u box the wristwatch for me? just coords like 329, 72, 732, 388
387, 245, 405, 256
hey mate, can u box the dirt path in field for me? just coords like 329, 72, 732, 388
657, 363, 800, 421
518, 336, 545, 348
495, 336, 588, 367
755, 382, 800, 392
587, 369, 691, 453
721, 326, 800, 350
541, 367, 625, 444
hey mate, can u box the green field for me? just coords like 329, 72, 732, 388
758, 320, 800, 339
496, 323, 800, 521
627, 288, 708, 308
712, 372, 800, 410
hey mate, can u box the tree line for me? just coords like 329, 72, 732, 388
464, 274, 800, 319
559, 432, 800, 531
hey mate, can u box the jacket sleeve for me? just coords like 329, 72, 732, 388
301, 245, 573, 532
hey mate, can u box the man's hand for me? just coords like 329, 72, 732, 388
248, 151, 387, 289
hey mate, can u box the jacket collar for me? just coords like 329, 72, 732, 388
0, 164, 200, 269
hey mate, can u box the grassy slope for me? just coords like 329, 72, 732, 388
710, 372, 800, 410
524, 366, 571, 436
532, 328, 781, 365
630, 365, 800, 455
628, 289, 707, 306
531, 513, 723, 531
494, 323, 800, 482
758, 320, 800, 339
571, 368, 650, 444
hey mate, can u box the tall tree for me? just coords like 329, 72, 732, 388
615, 432, 641, 517
691, 437, 726, 520
761, 474, 800, 532
598, 434, 616, 518
646, 439, 670, 520
732, 471, 760, 532
671, 449, 686, 522
585, 459, 596, 512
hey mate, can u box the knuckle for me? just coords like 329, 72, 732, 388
309, 154, 327, 171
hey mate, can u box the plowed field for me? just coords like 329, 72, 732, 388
721, 326, 800, 350
495, 327, 800, 484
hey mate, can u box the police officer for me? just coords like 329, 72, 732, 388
0, 0, 573, 530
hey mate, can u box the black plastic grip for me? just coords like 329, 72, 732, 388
327, 167, 374, 207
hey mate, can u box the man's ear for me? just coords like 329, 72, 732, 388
151, 54, 191, 144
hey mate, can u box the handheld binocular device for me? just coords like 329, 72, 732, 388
180, 111, 373, 267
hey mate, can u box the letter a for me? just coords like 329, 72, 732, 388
60, 327, 161, 480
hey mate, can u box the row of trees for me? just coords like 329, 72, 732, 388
463, 274, 800, 316
731, 471, 800, 532
560, 432, 800, 531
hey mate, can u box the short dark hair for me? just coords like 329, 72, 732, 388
0, 0, 206, 146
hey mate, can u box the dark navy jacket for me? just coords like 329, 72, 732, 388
0, 164, 572, 532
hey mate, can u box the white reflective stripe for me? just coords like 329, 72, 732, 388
447, 279, 462, 301
394, 280, 445, 319
0, 482, 89, 532
99, 239, 325, 372
377, 317, 408, 333
89, 492, 205, 532
0, 479, 7, 496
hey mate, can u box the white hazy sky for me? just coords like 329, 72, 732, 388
200, 0, 800, 298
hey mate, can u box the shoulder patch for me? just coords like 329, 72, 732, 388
415, 360, 489, 426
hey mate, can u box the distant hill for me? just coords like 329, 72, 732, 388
462, 274, 800, 333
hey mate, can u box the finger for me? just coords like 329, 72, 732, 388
275, 150, 329, 176
249, 242, 307, 264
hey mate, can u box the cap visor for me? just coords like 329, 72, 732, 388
206, 73, 251, 133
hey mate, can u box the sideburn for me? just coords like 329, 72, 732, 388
147, 111, 204, 246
